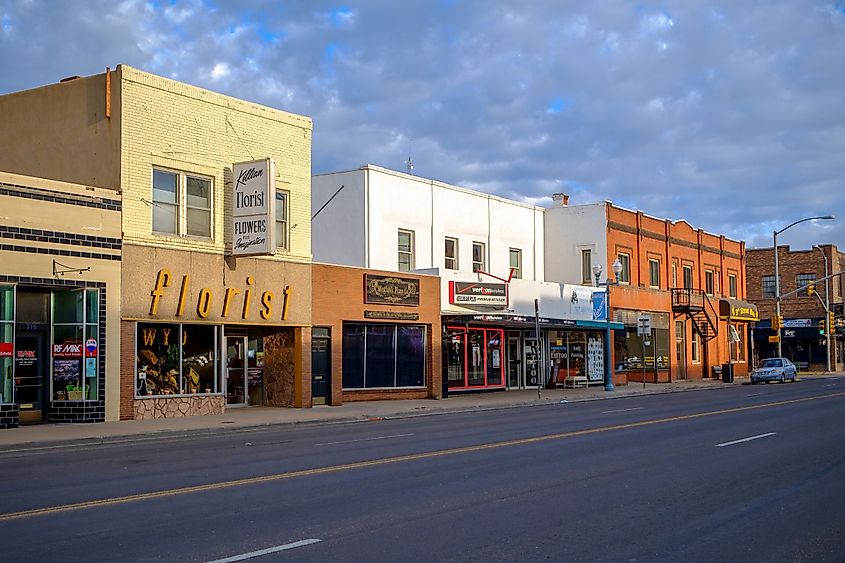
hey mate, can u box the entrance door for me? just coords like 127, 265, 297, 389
675, 321, 687, 380
311, 330, 331, 405
507, 335, 522, 388
16, 331, 48, 423
226, 336, 248, 406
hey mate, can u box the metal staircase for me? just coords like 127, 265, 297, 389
672, 288, 718, 342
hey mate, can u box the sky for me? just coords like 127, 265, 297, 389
1, 0, 844, 251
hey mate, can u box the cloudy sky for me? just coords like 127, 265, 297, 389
2, 1, 844, 250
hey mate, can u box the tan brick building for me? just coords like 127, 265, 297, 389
746, 245, 844, 371
0, 65, 314, 420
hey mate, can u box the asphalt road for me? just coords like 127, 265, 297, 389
2, 377, 844, 562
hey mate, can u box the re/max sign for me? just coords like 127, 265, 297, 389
149, 269, 292, 321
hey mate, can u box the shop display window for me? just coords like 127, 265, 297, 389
342, 323, 427, 389
0, 285, 13, 404
52, 289, 98, 401
136, 322, 219, 396
446, 327, 504, 388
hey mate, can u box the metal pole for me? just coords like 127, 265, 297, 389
815, 246, 831, 372
774, 230, 782, 357
605, 281, 615, 391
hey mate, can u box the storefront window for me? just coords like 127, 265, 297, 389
616, 311, 670, 372
446, 327, 504, 388
136, 322, 220, 396
467, 331, 485, 386
342, 323, 427, 389
446, 332, 465, 385
52, 289, 98, 401
0, 285, 13, 404
730, 324, 746, 362
486, 331, 502, 385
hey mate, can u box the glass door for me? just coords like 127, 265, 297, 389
226, 336, 248, 406
507, 335, 522, 388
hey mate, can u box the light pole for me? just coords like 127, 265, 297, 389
814, 245, 831, 372
774, 215, 834, 357
593, 258, 623, 392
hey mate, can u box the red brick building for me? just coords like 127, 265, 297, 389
746, 245, 844, 371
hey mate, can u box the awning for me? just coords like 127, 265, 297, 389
719, 298, 759, 322
441, 313, 625, 331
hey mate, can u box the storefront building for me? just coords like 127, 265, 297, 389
312, 264, 441, 405
0, 66, 314, 419
0, 171, 121, 428
545, 196, 755, 382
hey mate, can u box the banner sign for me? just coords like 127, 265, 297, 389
449, 281, 507, 306
232, 158, 276, 256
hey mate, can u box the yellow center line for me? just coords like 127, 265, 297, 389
2, 391, 843, 522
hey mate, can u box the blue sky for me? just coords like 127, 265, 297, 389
1, 0, 844, 250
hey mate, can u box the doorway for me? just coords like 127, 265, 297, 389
226, 336, 248, 406
507, 335, 522, 389
675, 320, 687, 380
311, 328, 331, 405
15, 330, 49, 424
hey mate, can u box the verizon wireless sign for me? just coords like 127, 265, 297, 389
232, 158, 276, 256
448, 281, 508, 306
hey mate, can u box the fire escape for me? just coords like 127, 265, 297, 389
672, 288, 719, 376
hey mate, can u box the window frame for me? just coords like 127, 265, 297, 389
581, 249, 593, 285
648, 258, 660, 289
444, 237, 459, 270
275, 189, 290, 251
398, 229, 415, 272
761, 275, 778, 299
617, 252, 630, 284
705, 269, 715, 296
509, 248, 522, 279
796, 273, 816, 297
151, 167, 214, 239
728, 273, 737, 299
691, 330, 700, 363
682, 265, 694, 289
472, 242, 486, 273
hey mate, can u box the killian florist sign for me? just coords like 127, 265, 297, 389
232, 158, 276, 256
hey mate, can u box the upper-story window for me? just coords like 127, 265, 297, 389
796, 273, 816, 297
617, 252, 630, 284
152, 168, 212, 238
472, 242, 485, 273
444, 237, 458, 270
398, 229, 415, 272
649, 258, 660, 288
728, 273, 737, 298
705, 270, 715, 295
761, 275, 778, 298
581, 249, 593, 285
672, 262, 678, 288
683, 265, 693, 289
509, 248, 522, 279
275, 190, 289, 250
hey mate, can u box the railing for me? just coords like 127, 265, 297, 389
672, 288, 718, 341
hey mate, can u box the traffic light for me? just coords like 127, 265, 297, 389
819, 319, 826, 335
830, 311, 836, 333
807, 282, 815, 296
771, 315, 780, 330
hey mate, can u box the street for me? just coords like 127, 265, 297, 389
2, 378, 844, 562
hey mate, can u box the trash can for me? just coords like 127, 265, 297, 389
721, 362, 734, 383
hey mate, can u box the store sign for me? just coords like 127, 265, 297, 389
0, 342, 12, 358
53, 343, 83, 358
364, 310, 420, 321
587, 338, 603, 381
783, 319, 811, 328
449, 282, 507, 306
85, 338, 98, 357
232, 158, 276, 256
592, 291, 607, 321
365, 275, 420, 306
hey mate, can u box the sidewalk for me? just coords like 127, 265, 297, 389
0, 377, 775, 450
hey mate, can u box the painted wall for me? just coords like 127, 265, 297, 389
544, 202, 608, 285
312, 169, 367, 267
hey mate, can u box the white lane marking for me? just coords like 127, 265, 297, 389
206, 539, 322, 562
314, 433, 414, 447
746, 393, 765, 397
716, 432, 777, 448
600, 407, 644, 414
823, 384, 837, 388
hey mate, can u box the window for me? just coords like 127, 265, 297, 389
617, 252, 630, 283
672, 262, 678, 288
581, 249, 593, 284
342, 323, 426, 389
691, 330, 700, 363
705, 270, 715, 295
445, 327, 504, 388
796, 273, 815, 297
472, 242, 485, 273
444, 237, 458, 270
762, 275, 778, 299
730, 324, 746, 362
683, 265, 693, 289
509, 248, 522, 279
136, 323, 219, 396
728, 273, 737, 298
649, 258, 660, 288
52, 289, 99, 401
398, 229, 415, 272
152, 168, 212, 238
0, 286, 12, 405
275, 190, 289, 250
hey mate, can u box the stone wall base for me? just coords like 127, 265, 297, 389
134, 395, 225, 419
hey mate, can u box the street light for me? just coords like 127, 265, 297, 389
814, 245, 831, 372
773, 215, 834, 357
593, 258, 623, 392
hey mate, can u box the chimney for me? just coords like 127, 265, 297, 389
552, 193, 570, 207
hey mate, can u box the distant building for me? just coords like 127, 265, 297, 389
746, 245, 844, 371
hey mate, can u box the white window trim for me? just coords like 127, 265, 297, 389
472, 241, 486, 273
445, 237, 459, 270
151, 167, 214, 240
649, 258, 660, 289
617, 252, 631, 284
275, 189, 290, 251
509, 248, 522, 279
691, 331, 701, 364
398, 229, 415, 272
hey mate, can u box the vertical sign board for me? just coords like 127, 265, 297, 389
232, 158, 276, 256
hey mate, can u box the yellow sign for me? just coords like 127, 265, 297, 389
768, 335, 780, 343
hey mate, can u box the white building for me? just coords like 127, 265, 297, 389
312, 165, 615, 392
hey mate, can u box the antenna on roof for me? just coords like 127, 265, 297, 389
406, 138, 414, 174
